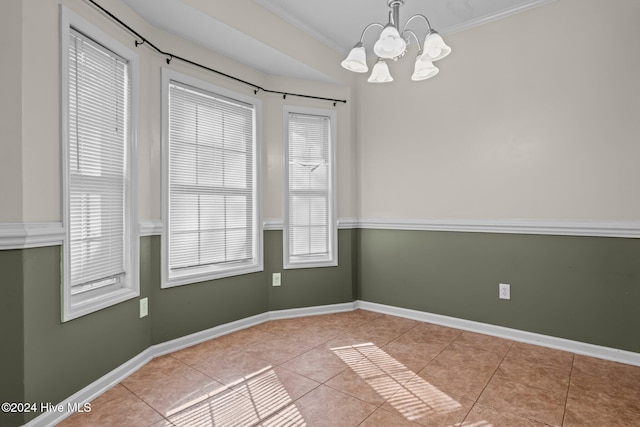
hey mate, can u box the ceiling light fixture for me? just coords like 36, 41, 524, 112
341, 0, 451, 82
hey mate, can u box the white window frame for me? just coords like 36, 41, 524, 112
283, 106, 337, 269
161, 69, 262, 288
60, 6, 140, 322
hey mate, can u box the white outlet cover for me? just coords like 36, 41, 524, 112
140, 297, 149, 317
499, 283, 511, 300
272, 273, 281, 287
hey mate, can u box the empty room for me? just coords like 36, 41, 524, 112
1, 0, 639, 426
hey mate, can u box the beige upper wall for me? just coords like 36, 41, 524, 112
0, 0, 23, 222
357, 0, 640, 221
7, 0, 354, 223
261, 74, 354, 220
12, 0, 632, 225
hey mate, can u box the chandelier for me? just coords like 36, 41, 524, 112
341, 0, 452, 82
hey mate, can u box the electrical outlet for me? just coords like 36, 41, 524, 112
272, 273, 281, 287
140, 297, 148, 318
499, 283, 511, 300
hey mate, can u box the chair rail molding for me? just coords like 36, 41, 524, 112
0, 222, 65, 250
357, 218, 640, 238
3, 218, 638, 250
139, 219, 163, 237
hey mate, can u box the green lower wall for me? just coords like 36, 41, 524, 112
20, 244, 151, 423
0, 229, 355, 426
358, 229, 640, 353
149, 233, 269, 344
0, 250, 25, 427
3, 227, 639, 426
151, 230, 355, 343
266, 229, 358, 311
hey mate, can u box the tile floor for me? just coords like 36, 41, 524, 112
59, 310, 640, 426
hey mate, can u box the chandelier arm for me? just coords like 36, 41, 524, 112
403, 30, 422, 52
402, 14, 433, 35
358, 22, 385, 42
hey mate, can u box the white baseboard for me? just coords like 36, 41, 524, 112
356, 300, 640, 367
23, 349, 154, 427
268, 302, 356, 320
23, 300, 639, 426
152, 312, 270, 358
23, 302, 355, 427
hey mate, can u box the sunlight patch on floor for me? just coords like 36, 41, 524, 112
167, 366, 305, 426
332, 343, 462, 421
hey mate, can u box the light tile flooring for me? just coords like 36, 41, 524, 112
59, 310, 640, 426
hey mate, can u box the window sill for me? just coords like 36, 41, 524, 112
283, 258, 338, 270
63, 287, 139, 322
162, 263, 264, 289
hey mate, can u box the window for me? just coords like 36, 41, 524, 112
61, 6, 139, 321
162, 69, 262, 288
283, 107, 337, 269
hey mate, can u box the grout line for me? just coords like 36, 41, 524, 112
62, 311, 637, 426
460, 340, 516, 425
119, 382, 167, 425
561, 353, 576, 426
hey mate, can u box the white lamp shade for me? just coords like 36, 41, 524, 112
368, 60, 393, 83
373, 24, 407, 59
341, 44, 368, 73
420, 31, 451, 62
411, 57, 439, 81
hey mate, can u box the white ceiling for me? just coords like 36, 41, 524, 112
120, 0, 553, 82
254, 0, 552, 53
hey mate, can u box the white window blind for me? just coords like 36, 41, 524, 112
166, 80, 258, 283
67, 29, 129, 296
285, 110, 336, 268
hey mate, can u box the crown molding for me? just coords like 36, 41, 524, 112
442, 0, 556, 35
255, 0, 557, 54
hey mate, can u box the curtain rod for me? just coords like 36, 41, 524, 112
85, 0, 347, 106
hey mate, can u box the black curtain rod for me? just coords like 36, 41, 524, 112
86, 0, 347, 106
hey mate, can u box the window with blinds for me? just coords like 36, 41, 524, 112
284, 107, 337, 269
162, 71, 261, 287
61, 6, 139, 322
